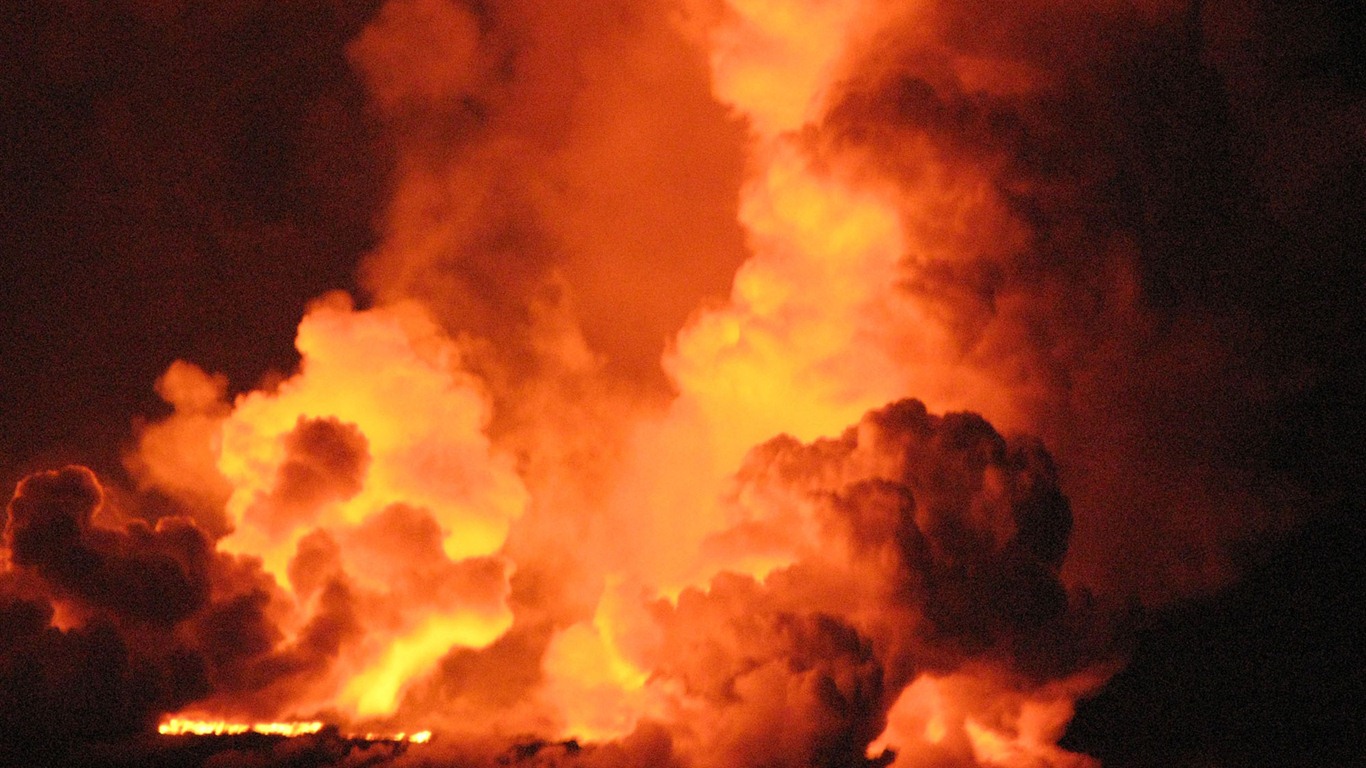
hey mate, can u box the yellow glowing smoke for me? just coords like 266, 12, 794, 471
220, 293, 527, 577
343, 609, 514, 717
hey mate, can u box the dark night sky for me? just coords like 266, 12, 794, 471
1, 1, 386, 492
1, 1, 1364, 766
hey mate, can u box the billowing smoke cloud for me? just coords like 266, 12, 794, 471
621, 400, 1113, 768
5, 465, 211, 625
2, 466, 311, 761
347, 0, 749, 389
806, 0, 1300, 603
2, 0, 1359, 765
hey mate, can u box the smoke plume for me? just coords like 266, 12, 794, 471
3, 0, 1359, 765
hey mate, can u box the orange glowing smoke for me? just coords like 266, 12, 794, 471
868, 670, 1113, 768
6, 0, 1168, 766
134, 294, 521, 721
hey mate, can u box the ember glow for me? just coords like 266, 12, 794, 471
3, 0, 1358, 766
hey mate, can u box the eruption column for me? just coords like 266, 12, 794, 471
2, 3, 1144, 766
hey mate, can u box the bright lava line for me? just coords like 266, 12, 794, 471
157, 718, 432, 743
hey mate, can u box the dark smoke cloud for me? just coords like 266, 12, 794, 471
822, 0, 1365, 603
0, 468, 210, 759
714, 400, 1112, 681
0, 596, 201, 764
650, 577, 889, 767
0, 466, 361, 759
5, 466, 212, 624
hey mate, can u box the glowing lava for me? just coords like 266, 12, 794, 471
157, 718, 432, 744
